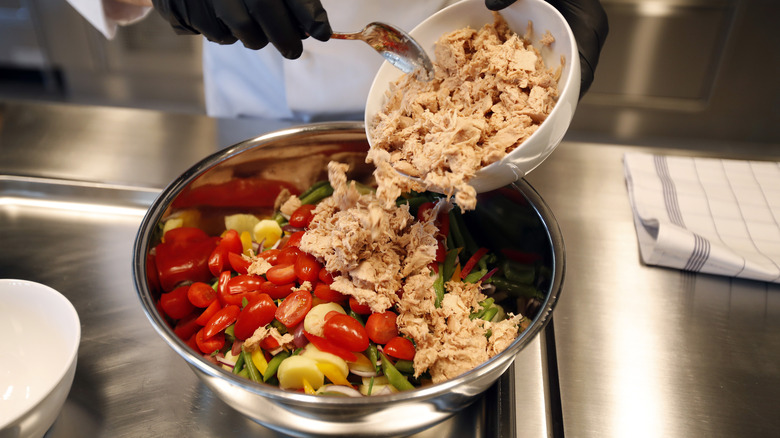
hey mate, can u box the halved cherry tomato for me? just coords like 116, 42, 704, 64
256, 248, 280, 265
261, 335, 280, 350
160, 285, 195, 320
294, 252, 321, 284
275, 290, 313, 328
208, 245, 229, 278
220, 229, 244, 255
384, 336, 416, 361
155, 228, 217, 292
195, 299, 221, 326
219, 274, 263, 306
266, 263, 296, 285
203, 304, 240, 339
349, 296, 372, 315
260, 281, 295, 299
288, 204, 316, 228
365, 312, 398, 344
234, 293, 277, 340
318, 267, 334, 285
313, 283, 347, 304
173, 312, 201, 341
228, 252, 251, 275
276, 246, 301, 265
195, 327, 225, 354
284, 231, 305, 248
187, 282, 217, 308
323, 314, 369, 352
303, 331, 356, 362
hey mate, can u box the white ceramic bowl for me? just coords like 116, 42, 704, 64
0, 279, 80, 438
365, 0, 580, 194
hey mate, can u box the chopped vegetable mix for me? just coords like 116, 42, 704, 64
148, 175, 544, 396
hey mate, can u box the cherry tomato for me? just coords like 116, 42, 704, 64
220, 229, 244, 255
173, 312, 201, 341
313, 283, 347, 304
275, 290, 313, 328
203, 304, 240, 339
260, 281, 295, 299
304, 331, 356, 362
266, 263, 296, 285
187, 282, 217, 308
288, 204, 317, 228
256, 248, 280, 265
349, 296, 372, 315
318, 267, 334, 285
436, 210, 450, 237
276, 246, 301, 265
294, 252, 321, 284
233, 293, 277, 340
384, 336, 416, 360
160, 285, 195, 320
146, 253, 161, 294
208, 245, 229, 277
195, 327, 225, 354
155, 228, 217, 292
195, 299, 221, 326
323, 314, 369, 352
228, 252, 251, 275
365, 312, 398, 344
261, 335, 280, 350
283, 230, 305, 248
218, 274, 263, 306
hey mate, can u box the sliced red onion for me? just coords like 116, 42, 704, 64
282, 224, 304, 233
316, 385, 363, 397
349, 367, 378, 378
216, 356, 236, 369
479, 267, 499, 283
292, 323, 308, 349
231, 340, 243, 357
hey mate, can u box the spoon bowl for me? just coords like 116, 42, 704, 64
332, 22, 434, 82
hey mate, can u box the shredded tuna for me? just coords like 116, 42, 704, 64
367, 12, 561, 211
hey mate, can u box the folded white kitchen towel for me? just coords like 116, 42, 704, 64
623, 152, 780, 283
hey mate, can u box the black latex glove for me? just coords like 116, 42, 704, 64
485, 0, 609, 98
151, 0, 332, 59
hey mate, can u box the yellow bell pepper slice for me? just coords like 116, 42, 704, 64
302, 378, 317, 395
317, 362, 350, 386
251, 350, 269, 377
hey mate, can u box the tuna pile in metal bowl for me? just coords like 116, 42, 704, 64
132, 122, 564, 437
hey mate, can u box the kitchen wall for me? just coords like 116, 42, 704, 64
0, 0, 777, 145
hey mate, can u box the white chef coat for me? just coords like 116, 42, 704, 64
66, 0, 456, 121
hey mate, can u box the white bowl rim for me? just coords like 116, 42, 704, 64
0, 279, 81, 429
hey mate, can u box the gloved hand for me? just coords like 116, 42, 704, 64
151, 0, 332, 59
485, 0, 609, 98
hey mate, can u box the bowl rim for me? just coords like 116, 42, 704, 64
132, 121, 565, 407
0, 279, 81, 428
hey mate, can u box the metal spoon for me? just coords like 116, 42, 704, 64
331, 22, 434, 81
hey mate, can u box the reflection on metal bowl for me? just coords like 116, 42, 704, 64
132, 122, 564, 437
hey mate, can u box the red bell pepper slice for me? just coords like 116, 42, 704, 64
460, 247, 490, 280
171, 178, 299, 209
155, 227, 218, 292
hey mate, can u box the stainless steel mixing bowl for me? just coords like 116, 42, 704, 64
132, 122, 564, 437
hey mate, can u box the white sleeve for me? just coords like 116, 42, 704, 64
66, 0, 153, 39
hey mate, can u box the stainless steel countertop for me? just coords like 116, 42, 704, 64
2, 99, 779, 437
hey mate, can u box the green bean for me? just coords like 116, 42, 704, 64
300, 183, 334, 205
271, 319, 288, 335
367, 344, 379, 372
491, 276, 543, 299
380, 353, 415, 391
482, 307, 499, 322
232, 349, 245, 375
448, 210, 466, 251
393, 360, 415, 375
396, 195, 430, 212
348, 310, 365, 325
242, 349, 262, 383
263, 351, 290, 382
501, 260, 536, 285
464, 268, 487, 284
237, 368, 249, 379
297, 180, 329, 200
353, 182, 375, 195
451, 207, 479, 257
441, 248, 460, 284
273, 211, 287, 226
433, 270, 445, 308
